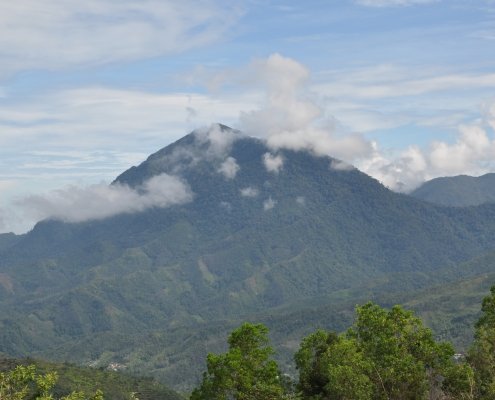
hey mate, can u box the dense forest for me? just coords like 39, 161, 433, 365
191, 285, 495, 400
2, 284, 494, 400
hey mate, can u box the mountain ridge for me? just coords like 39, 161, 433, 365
411, 172, 495, 206
2, 124, 495, 389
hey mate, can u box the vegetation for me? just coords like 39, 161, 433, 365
411, 173, 495, 206
3, 130, 495, 389
193, 285, 495, 399
0, 358, 183, 400
469, 286, 495, 399
191, 323, 285, 400
0, 364, 104, 400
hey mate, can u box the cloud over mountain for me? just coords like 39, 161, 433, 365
17, 173, 192, 224
239, 53, 373, 161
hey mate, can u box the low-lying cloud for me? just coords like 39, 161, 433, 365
218, 157, 240, 179
263, 153, 284, 173
240, 187, 259, 197
263, 197, 276, 211
18, 173, 193, 223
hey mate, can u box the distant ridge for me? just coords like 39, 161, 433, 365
411, 173, 495, 206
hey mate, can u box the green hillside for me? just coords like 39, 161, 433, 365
2, 125, 495, 390
0, 357, 183, 400
411, 173, 495, 206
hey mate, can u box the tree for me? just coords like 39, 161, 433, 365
190, 322, 286, 400
0, 364, 106, 400
295, 302, 474, 400
469, 285, 495, 399
295, 330, 372, 400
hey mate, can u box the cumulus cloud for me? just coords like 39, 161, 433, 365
263, 153, 284, 173
238, 53, 373, 161
0, 1, 243, 77
17, 173, 192, 223
218, 157, 240, 179
233, 54, 495, 191
240, 187, 259, 197
263, 197, 276, 211
359, 121, 495, 191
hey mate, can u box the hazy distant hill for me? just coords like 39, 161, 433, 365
1, 124, 495, 390
411, 173, 495, 206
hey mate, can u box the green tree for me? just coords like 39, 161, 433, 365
295, 330, 372, 400
295, 303, 474, 400
0, 364, 106, 400
469, 285, 495, 399
350, 302, 473, 400
190, 322, 286, 400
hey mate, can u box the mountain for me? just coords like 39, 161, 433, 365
2, 124, 495, 390
411, 173, 495, 206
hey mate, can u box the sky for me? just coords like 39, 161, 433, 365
1, 0, 495, 233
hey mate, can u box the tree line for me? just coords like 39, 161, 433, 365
191, 286, 495, 400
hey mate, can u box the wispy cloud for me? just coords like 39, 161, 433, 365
0, 1, 243, 77
355, 0, 439, 7
263, 153, 284, 173
218, 157, 240, 179
240, 187, 259, 197
318, 70, 495, 100
17, 173, 193, 224
263, 197, 276, 211
0, 88, 251, 152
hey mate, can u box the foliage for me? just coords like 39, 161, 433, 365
190, 323, 285, 400
296, 303, 475, 400
469, 285, 495, 399
0, 358, 182, 400
0, 364, 104, 400
295, 330, 372, 400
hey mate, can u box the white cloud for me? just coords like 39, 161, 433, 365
0, 1, 243, 77
263, 197, 276, 211
17, 173, 192, 223
238, 54, 373, 161
195, 123, 240, 158
0, 89, 252, 153
218, 157, 240, 179
263, 153, 284, 173
330, 160, 355, 171
296, 196, 305, 205
240, 187, 259, 197
318, 71, 495, 100
359, 121, 495, 191
355, 0, 439, 6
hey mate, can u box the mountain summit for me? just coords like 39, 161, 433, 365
2, 124, 495, 389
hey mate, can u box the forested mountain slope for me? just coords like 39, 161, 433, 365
411, 173, 495, 206
1, 124, 495, 390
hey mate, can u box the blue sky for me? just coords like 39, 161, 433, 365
1, 0, 495, 233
